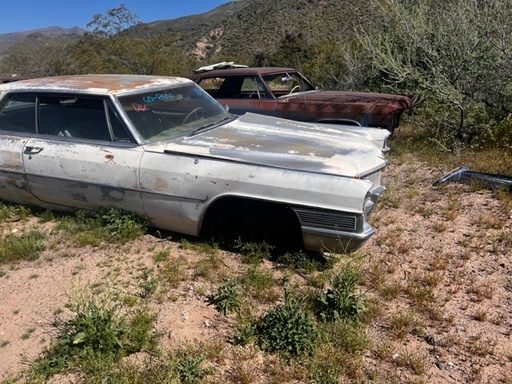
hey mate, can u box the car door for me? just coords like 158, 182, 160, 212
22, 94, 145, 215
0, 94, 37, 204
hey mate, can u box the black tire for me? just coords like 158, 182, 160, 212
238, 210, 301, 253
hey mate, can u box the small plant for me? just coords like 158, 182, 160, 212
170, 347, 212, 384
21, 327, 36, 340
233, 238, 273, 264
136, 268, 158, 299
255, 285, 318, 357
0, 229, 45, 264
240, 265, 277, 302
101, 208, 146, 241
207, 278, 241, 315
28, 291, 158, 379
316, 263, 366, 323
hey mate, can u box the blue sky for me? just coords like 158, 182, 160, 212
0, 1, 233, 34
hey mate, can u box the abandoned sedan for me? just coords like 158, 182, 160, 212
189, 63, 413, 132
0, 74, 388, 253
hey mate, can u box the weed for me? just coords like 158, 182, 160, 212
159, 255, 188, 287
207, 278, 241, 315
21, 327, 36, 340
276, 250, 332, 273
234, 321, 257, 346
136, 268, 158, 299
255, 286, 318, 357
321, 319, 371, 354
315, 263, 365, 323
239, 265, 277, 302
169, 347, 212, 384
472, 307, 488, 322
0, 202, 30, 221
0, 340, 9, 348
233, 239, 273, 264
27, 290, 158, 379
389, 310, 416, 339
54, 209, 145, 247
0, 229, 45, 264
152, 248, 170, 263
393, 350, 428, 375
192, 253, 224, 280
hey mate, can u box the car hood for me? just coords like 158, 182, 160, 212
283, 90, 413, 108
144, 113, 387, 178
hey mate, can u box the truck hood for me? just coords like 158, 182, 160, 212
144, 113, 387, 178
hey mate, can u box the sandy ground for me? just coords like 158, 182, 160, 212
0, 159, 511, 383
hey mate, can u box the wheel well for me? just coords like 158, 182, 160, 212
200, 196, 302, 248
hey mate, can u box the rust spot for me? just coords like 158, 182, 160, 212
105, 154, 114, 161
154, 176, 169, 191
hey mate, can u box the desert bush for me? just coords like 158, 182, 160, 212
255, 286, 318, 357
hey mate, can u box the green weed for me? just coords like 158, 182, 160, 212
207, 278, 241, 315
255, 286, 318, 357
0, 229, 45, 264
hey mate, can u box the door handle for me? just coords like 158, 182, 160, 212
24, 146, 44, 155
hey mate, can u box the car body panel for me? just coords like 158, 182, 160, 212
189, 66, 413, 132
23, 137, 144, 212
0, 74, 389, 253
0, 135, 33, 204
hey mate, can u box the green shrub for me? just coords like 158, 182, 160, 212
316, 264, 366, 323
207, 278, 241, 315
255, 286, 317, 357
28, 292, 158, 379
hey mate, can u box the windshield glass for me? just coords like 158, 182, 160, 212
118, 83, 232, 142
262, 72, 315, 96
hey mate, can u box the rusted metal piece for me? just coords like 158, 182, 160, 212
189, 66, 413, 132
433, 166, 512, 192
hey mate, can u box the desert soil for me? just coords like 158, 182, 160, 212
0, 157, 511, 383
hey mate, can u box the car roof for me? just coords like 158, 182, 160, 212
0, 74, 193, 96
190, 67, 297, 78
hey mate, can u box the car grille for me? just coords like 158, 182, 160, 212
294, 209, 358, 232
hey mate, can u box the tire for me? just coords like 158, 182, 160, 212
238, 211, 301, 253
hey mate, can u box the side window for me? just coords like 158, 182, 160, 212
0, 94, 36, 134
241, 77, 271, 99
38, 96, 131, 142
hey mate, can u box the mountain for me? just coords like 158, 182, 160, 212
0, 26, 86, 54
0, 0, 378, 60
136, 0, 378, 60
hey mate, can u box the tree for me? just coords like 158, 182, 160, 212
357, 0, 512, 146
86, 3, 140, 37
72, 5, 193, 76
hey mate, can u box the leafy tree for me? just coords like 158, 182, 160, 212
357, 0, 512, 147
86, 3, 140, 37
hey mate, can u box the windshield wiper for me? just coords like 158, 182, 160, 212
187, 116, 234, 137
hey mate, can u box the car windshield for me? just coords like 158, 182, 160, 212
262, 72, 315, 95
118, 83, 232, 143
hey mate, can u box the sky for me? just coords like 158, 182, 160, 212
0, 0, 233, 34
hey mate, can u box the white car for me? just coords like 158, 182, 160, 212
0, 74, 388, 253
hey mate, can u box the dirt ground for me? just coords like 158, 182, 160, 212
0, 158, 511, 383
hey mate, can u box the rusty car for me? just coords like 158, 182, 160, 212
0, 74, 389, 253
189, 62, 413, 132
